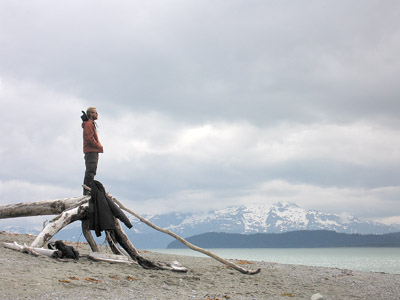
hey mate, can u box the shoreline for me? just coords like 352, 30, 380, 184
151, 247, 400, 275
1, 231, 400, 300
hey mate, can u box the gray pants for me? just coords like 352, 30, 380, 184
83, 152, 99, 195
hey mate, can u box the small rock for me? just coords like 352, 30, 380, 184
311, 293, 324, 300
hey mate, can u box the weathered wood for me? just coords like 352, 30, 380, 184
114, 219, 139, 257
3, 242, 62, 258
104, 225, 186, 272
106, 230, 124, 255
2, 196, 185, 271
108, 193, 261, 275
81, 219, 99, 252
111, 225, 164, 270
2, 186, 259, 274
0, 196, 89, 219
88, 252, 133, 264
30, 204, 89, 248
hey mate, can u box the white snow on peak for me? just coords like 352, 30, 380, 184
133, 201, 400, 236
271, 202, 309, 226
241, 203, 272, 232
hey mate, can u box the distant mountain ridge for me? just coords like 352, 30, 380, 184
1, 202, 399, 249
128, 201, 400, 236
167, 230, 400, 249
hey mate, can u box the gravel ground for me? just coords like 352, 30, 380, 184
1, 231, 399, 300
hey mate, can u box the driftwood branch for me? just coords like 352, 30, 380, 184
105, 192, 261, 275
106, 230, 124, 255
81, 219, 99, 252
31, 204, 89, 248
88, 252, 133, 264
1, 186, 260, 275
3, 242, 62, 258
0, 196, 89, 219
1, 193, 187, 272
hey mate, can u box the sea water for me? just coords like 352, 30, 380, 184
150, 247, 400, 274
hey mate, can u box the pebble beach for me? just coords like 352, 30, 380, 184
1, 231, 399, 300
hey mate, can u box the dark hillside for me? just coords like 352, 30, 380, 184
167, 230, 400, 249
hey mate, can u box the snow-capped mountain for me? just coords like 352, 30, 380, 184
2, 202, 399, 249
129, 201, 400, 238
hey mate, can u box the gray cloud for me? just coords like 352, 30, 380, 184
2, 1, 399, 124
1, 1, 400, 228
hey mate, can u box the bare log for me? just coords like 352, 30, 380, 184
81, 219, 99, 252
88, 252, 133, 264
114, 219, 139, 256
105, 221, 139, 258
3, 242, 62, 258
107, 193, 261, 275
31, 204, 89, 248
106, 230, 124, 255
3, 194, 185, 271
108, 226, 187, 272
0, 196, 89, 219
111, 225, 163, 270
2, 186, 258, 274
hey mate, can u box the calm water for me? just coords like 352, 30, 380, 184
150, 248, 400, 274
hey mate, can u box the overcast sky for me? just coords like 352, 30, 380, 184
1, 0, 400, 229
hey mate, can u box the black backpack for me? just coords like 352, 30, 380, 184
48, 240, 79, 260
80, 110, 89, 121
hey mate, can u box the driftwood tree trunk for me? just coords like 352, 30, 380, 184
81, 219, 99, 252
31, 204, 89, 248
0, 197, 186, 272
108, 193, 261, 275
1, 191, 260, 275
3, 242, 62, 258
0, 196, 89, 219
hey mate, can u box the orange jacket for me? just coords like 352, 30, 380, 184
82, 120, 103, 154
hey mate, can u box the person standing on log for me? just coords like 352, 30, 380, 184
82, 107, 103, 195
